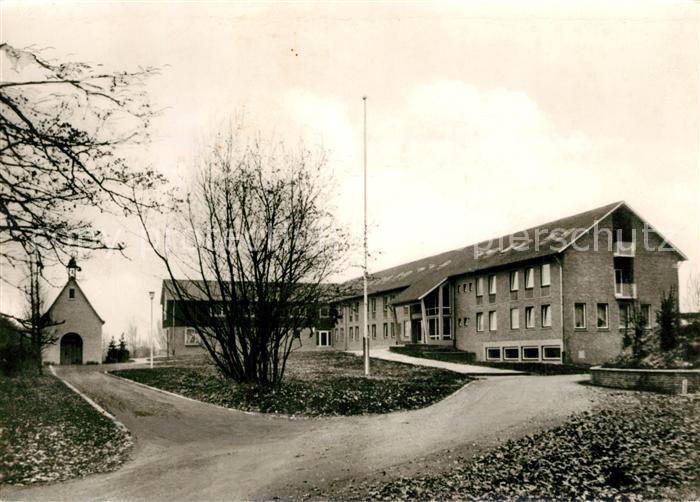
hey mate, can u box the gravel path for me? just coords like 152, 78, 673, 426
3, 365, 598, 501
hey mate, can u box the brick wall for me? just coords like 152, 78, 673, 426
562, 208, 681, 365
453, 260, 563, 362
43, 279, 103, 364
591, 367, 700, 394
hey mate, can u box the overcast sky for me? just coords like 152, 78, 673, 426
1, 0, 698, 340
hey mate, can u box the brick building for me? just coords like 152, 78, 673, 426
43, 259, 104, 365
332, 202, 685, 365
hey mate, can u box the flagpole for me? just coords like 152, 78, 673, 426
362, 96, 370, 376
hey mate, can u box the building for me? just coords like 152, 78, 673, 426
43, 258, 104, 365
160, 280, 338, 357
332, 202, 685, 365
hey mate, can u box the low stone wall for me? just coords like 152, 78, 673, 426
591, 366, 700, 395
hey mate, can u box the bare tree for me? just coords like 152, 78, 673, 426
0, 43, 166, 276
138, 127, 348, 385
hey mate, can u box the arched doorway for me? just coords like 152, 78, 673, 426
60, 333, 83, 365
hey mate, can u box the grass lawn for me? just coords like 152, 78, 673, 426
112, 351, 472, 416
363, 391, 699, 501
0, 373, 132, 486
390, 345, 590, 375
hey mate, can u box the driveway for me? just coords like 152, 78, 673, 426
4, 365, 598, 501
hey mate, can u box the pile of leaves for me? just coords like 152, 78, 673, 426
113, 352, 471, 416
0, 374, 132, 485
367, 392, 699, 500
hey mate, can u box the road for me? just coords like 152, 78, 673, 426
4, 365, 598, 501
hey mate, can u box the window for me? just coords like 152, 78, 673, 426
349, 308, 353, 322
522, 346, 540, 360
486, 347, 501, 360
317, 330, 331, 347
383, 297, 389, 316
340, 327, 345, 340
403, 305, 409, 315
574, 303, 586, 329
383, 323, 388, 339
371, 298, 376, 319
476, 312, 484, 332
476, 277, 485, 296
525, 306, 534, 328
510, 308, 519, 329
509, 271, 519, 291
488, 274, 497, 295
503, 347, 519, 360
319, 306, 330, 318
541, 304, 552, 327
68, 288, 75, 299
619, 303, 632, 328
543, 346, 561, 360
488, 310, 497, 331
391, 323, 395, 338
184, 328, 199, 346
641, 304, 651, 327
371, 324, 376, 339
458, 318, 462, 327
597, 303, 609, 328
541, 263, 551, 287
525, 267, 535, 289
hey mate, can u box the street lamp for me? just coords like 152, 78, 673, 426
148, 291, 155, 369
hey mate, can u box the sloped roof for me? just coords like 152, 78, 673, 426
342, 201, 685, 305
45, 278, 105, 324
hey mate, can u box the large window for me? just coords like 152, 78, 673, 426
486, 347, 501, 361
525, 267, 535, 289
541, 263, 551, 287
542, 346, 561, 360
503, 347, 520, 360
488, 274, 497, 295
522, 346, 540, 360
476, 312, 484, 332
510, 271, 519, 291
184, 328, 200, 346
510, 308, 519, 329
476, 277, 485, 297
597, 303, 609, 328
541, 304, 552, 327
574, 303, 586, 329
488, 310, 497, 331
525, 306, 534, 328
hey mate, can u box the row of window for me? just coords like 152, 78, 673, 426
475, 305, 552, 332
575, 302, 652, 330
346, 294, 399, 322
485, 345, 561, 362
458, 264, 551, 297
345, 323, 398, 341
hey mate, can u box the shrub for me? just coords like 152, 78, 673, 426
0, 343, 37, 377
657, 289, 680, 352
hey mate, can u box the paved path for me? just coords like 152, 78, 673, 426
4, 365, 597, 501
351, 347, 525, 375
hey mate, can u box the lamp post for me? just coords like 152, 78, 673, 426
148, 291, 155, 369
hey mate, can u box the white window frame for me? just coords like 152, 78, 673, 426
485, 347, 501, 361
521, 346, 540, 361
525, 267, 535, 289
476, 277, 485, 297
510, 271, 519, 291
503, 346, 520, 361
184, 328, 200, 346
510, 307, 519, 329
597, 303, 609, 329
476, 312, 484, 332
542, 345, 562, 361
488, 274, 497, 295
525, 306, 535, 328
317, 330, 331, 347
488, 310, 497, 331
574, 303, 587, 329
541, 263, 551, 287
541, 304, 552, 327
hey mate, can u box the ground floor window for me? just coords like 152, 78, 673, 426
597, 303, 609, 328
522, 346, 540, 360
503, 347, 519, 360
317, 330, 331, 347
542, 346, 561, 360
485, 347, 501, 361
